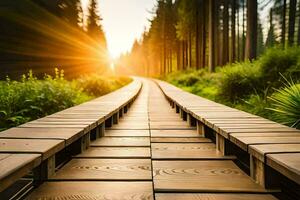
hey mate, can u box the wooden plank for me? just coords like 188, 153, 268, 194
75, 147, 151, 158
0, 154, 41, 192
25, 182, 154, 200
267, 153, 300, 185
220, 128, 299, 139
249, 144, 300, 188
151, 130, 200, 137
0, 127, 84, 146
50, 159, 152, 181
19, 123, 89, 130
152, 143, 233, 160
91, 137, 150, 147
151, 137, 211, 143
156, 193, 277, 200
231, 136, 300, 151
249, 144, 300, 162
230, 132, 300, 137
153, 160, 267, 192
0, 139, 64, 160
104, 129, 149, 137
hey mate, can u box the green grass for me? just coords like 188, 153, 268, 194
164, 47, 300, 127
0, 69, 132, 131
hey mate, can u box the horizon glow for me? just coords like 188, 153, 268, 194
82, 0, 156, 59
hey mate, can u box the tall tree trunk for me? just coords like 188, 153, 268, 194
170, 48, 172, 72
196, 3, 200, 69
163, 41, 166, 75
242, 0, 245, 60
245, 0, 257, 61
201, 0, 207, 68
222, 0, 229, 65
231, 0, 236, 62
282, 0, 287, 47
216, 0, 221, 66
182, 40, 186, 69
298, 0, 300, 45
188, 31, 192, 68
209, 0, 217, 72
185, 40, 188, 69
177, 41, 181, 70
237, 0, 240, 61
288, 0, 297, 46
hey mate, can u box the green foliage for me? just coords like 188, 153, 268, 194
218, 61, 262, 102
165, 69, 220, 101
0, 70, 131, 130
164, 47, 300, 128
234, 94, 272, 120
268, 80, 300, 128
77, 74, 132, 97
260, 47, 300, 86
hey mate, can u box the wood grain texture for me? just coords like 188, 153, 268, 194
151, 143, 232, 160
51, 159, 152, 180
75, 147, 151, 158
26, 182, 154, 200
0, 139, 64, 160
91, 137, 150, 147
153, 160, 267, 192
249, 144, 300, 162
231, 136, 300, 151
151, 137, 211, 143
151, 130, 200, 138
267, 153, 300, 185
0, 127, 84, 146
155, 193, 277, 200
104, 129, 150, 137
0, 154, 41, 192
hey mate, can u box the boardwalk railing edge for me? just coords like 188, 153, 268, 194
0, 78, 143, 196
154, 79, 300, 194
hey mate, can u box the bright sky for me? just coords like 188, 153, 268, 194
82, 0, 156, 59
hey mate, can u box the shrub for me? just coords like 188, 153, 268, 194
77, 74, 132, 97
260, 47, 300, 87
0, 70, 91, 130
218, 61, 262, 102
268, 81, 300, 128
234, 94, 272, 120
0, 70, 132, 130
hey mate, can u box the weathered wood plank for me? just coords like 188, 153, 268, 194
0, 154, 41, 192
91, 137, 150, 147
75, 147, 151, 158
50, 159, 152, 181
266, 153, 300, 185
156, 193, 277, 200
0, 139, 64, 160
152, 143, 233, 160
0, 127, 84, 146
153, 160, 267, 192
151, 137, 211, 143
26, 182, 154, 200
104, 129, 150, 137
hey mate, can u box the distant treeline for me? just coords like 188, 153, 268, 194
117, 0, 300, 77
0, 0, 108, 79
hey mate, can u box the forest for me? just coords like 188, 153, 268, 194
115, 0, 300, 128
118, 0, 300, 76
0, 0, 131, 130
0, 0, 108, 79
1, 0, 300, 129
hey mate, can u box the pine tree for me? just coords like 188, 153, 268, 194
87, 0, 107, 49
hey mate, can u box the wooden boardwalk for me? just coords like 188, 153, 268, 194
2, 78, 300, 199
19, 80, 277, 200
